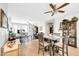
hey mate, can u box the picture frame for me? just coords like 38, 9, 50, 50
0, 9, 8, 28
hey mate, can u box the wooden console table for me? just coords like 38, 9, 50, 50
2, 39, 21, 56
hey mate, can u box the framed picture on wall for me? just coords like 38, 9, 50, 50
0, 9, 8, 28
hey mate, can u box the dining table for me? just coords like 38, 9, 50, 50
44, 33, 64, 56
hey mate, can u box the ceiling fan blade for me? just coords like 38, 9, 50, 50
57, 3, 70, 9
44, 11, 52, 14
58, 10, 65, 13
49, 3, 55, 11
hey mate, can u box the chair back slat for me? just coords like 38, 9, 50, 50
38, 32, 44, 44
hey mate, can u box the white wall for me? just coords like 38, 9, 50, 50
0, 3, 8, 50
77, 18, 79, 47
0, 28, 8, 46
53, 18, 60, 33
0, 3, 8, 14
33, 21, 46, 33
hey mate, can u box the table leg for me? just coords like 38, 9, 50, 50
1, 47, 4, 56
49, 46, 52, 56
49, 40, 53, 56
53, 44, 55, 56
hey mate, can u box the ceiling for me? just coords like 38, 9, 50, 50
7, 3, 79, 23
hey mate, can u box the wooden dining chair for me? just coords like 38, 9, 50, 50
54, 31, 69, 56
38, 32, 50, 56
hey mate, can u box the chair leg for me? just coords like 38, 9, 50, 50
62, 48, 64, 56
38, 45, 40, 54
38, 48, 40, 54
55, 46, 59, 53
66, 46, 68, 56
48, 46, 50, 55
43, 48, 44, 56
53, 45, 55, 56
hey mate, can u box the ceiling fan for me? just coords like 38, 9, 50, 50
44, 3, 70, 16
